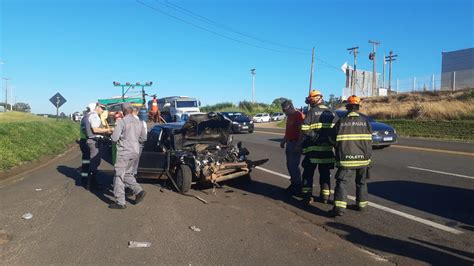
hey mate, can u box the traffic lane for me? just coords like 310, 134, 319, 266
228, 163, 474, 265
253, 127, 474, 154
233, 134, 474, 262
240, 131, 474, 227
0, 149, 383, 265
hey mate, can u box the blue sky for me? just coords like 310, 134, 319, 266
1, 0, 473, 114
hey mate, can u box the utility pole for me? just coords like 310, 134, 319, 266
10, 86, 14, 111
368, 40, 380, 96
309, 47, 315, 95
382, 52, 385, 89
250, 69, 256, 103
3, 78, 9, 111
385, 50, 398, 94
347, 46, 359, 95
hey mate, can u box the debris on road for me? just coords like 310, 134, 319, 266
35, 188, 42, 191
189, 225, 201, 232
128, 241, 151, 248
193, 195, 208, 204
21, 213, 33, 220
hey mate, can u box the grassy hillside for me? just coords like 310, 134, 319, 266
360, 89, 474, 120
0, 112, 80, 170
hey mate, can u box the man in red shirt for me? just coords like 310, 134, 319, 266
280, 100, 305, 195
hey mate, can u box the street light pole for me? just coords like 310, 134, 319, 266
250, 69, 256, 103
369, 40, 380, 96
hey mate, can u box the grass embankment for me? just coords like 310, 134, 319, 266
0, 112, 80, 170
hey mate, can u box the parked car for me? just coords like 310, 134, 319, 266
252, 113, 270, 123
335, 110, 397, 148
271, 112, 286, 121
137, 112, 268, 192
220, 112, 254, 133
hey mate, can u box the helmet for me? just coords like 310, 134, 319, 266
305, 90, 323, 104
346, 95, 361, 105
309, 90, 322, 98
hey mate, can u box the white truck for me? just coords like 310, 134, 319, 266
157, 96, 201, 122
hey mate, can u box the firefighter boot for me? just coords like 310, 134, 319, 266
319, 189, 331, 204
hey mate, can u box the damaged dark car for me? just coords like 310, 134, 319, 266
137, 112, 267, 193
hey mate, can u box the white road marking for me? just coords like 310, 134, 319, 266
408, 166, 474, 180
255, 166, 464, 235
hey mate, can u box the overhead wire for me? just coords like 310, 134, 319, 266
157, 0, 310, 52
137, 0, 342, 71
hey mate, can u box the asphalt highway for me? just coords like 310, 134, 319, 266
0, 126, 473, 265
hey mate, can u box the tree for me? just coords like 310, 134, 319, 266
13, 102, 31, 112
271, 97, 290, 107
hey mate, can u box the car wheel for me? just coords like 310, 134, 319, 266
248, 129, 254, 133
175, 164, 193, 193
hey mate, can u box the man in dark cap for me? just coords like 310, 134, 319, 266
280, 99, 304, 195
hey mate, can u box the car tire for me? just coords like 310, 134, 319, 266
175, 164, 193, 193
248, 129, 254, 133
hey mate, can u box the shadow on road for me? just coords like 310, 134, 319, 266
267, 138, 284, 143
368, 180, 474, 226
224, 178, 329, 218
325, 222, 474, 265
56, 165, 117, 205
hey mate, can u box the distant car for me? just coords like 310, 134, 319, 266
220, 112, 254, 133
252, 113, 270, 123
335, 110, 397, 148
271, 112, 286, 121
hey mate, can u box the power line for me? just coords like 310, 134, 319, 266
137, 0, 342, 72
156, 0, 310, 52
137, 0, 308, 55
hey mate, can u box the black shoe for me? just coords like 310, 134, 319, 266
108, 203, 126, 209
355, 205, 367, 212
135, 190, 146, 205
302, 195, 314, 205
125, 188, 134, 197
328, 207, 344, 217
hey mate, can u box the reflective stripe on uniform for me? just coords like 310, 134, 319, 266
303, 146, 333, 153
82, 160, 90, 164
81, 172, 89, 177
321, 189, 330, 196
357, 201, 368, 207
347, 112, 359, 117
301, 123, 335, 130
336, 134, 372, 141
301, 187, 312, 193
310, 158, 336, 164
336, 159, 371, 167
335, 200, 347, 208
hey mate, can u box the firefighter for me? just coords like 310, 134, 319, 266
300, 90, 336, 204
329, 95, 372, 217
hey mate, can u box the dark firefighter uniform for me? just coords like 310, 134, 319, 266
331, 109, 372, 215
300, 104, 336, 202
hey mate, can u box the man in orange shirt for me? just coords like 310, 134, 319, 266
280, 100, 305, 195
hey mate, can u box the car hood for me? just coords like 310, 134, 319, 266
178, 112, 232, 146
370, 121, 395, 132
231, 116, 251, 123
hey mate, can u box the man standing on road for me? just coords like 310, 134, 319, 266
329, 95, 372, 217
109, 103, 147, 209
300, 90, 336, 204
80, 102, 113, 189
280, 100, 304, 195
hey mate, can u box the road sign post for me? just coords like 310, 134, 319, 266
49, 92, 67, 121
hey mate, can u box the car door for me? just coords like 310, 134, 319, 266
138, 127, 169, 174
